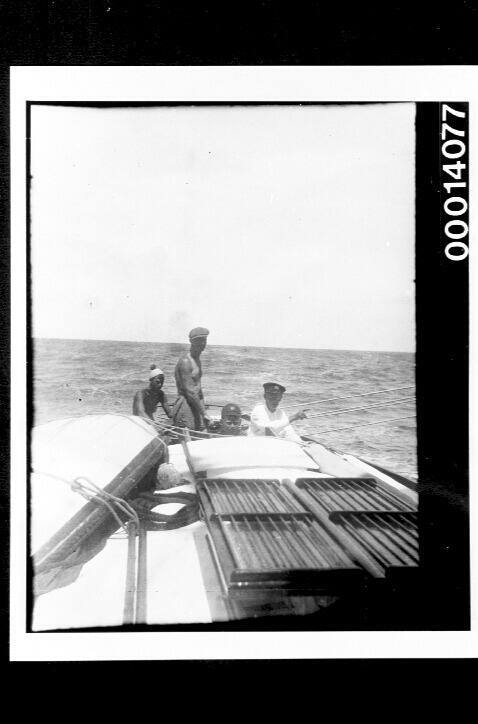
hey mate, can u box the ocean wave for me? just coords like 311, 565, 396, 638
33, 338, 417, 477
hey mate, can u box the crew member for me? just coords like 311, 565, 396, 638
172, 326, 211, 432
248, 381, 307, 443
132, 365, 172, 424
208, 403, 247, 437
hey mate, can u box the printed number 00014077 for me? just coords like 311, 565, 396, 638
441, 103, 469, 262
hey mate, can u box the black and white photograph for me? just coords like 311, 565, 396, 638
9, 67, 475, 660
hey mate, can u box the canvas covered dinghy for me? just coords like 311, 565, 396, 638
30, 415, 166, 602
30, 414, 418, 631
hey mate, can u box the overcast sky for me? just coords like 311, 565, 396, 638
31, 103, 415, 352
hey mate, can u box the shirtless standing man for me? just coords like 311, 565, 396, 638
172, 327, 211, 432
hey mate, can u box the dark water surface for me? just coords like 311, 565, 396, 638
33, 338, 417, 479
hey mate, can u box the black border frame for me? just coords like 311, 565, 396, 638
23, 98, 469, 633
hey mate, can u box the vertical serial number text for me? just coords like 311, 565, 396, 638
441, 104, 469, 261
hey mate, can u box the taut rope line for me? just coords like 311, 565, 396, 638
288, 385, 415, 408
311, 414, 416, 435
303, 396, 415, 420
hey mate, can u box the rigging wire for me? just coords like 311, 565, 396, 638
155, 398, 416, 441
205, 385, 415, 410
287, 384, 415, 408
309, 414, 416, 435
37, 396, 416, 462
302, 396, 415, 420
154, 419, 242, 440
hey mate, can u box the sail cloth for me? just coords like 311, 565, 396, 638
31, 415, 167, 594
34, 490, 200, 598
33, 516, 118, 597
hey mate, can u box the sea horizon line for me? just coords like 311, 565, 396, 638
32, 335, 415, 355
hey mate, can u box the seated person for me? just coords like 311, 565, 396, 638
208, 402, 247, 436
133, 365, 172, 425
248, 381, 307, 443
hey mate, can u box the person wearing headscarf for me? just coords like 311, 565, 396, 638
133, 365, 172, 423
248, 381, 307, 443
172, 327, 211, 432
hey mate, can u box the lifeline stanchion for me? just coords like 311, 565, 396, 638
123, 521, 137, 625
135, 521, 148, 625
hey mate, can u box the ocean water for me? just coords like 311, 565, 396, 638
32, 338, 417, 480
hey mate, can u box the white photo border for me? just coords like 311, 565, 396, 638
10, 65, 478, 661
